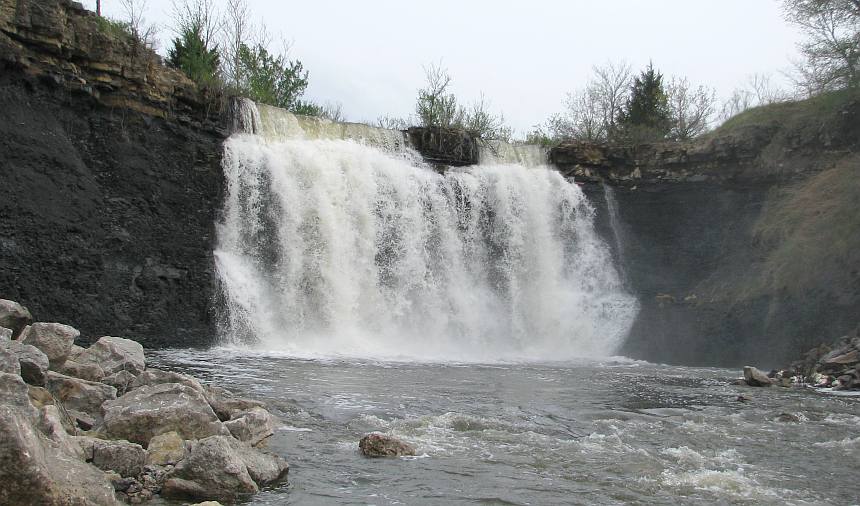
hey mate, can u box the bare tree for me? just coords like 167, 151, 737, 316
784, 0, 860, 93
415, 62, 461, 128
119, 0, 158, 52
460, 93, 511, 141
720, 73, 790, 120
376, 114, 410, 130
548, 60, 632, 142
171, 0, 222, 49
667, 77, 716, 140
223, 0, 250, 91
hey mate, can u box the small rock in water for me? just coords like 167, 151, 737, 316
776, 412, 801, 423
736, 394, 751, 403
359, 433, 416, 457
743, 366, 774, 387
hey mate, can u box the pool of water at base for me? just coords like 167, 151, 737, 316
148, 348, 860, 506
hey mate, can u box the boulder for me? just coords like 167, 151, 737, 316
103, 370, 137, 395
146, 431, 187, 466
20, 322, 79, 368
75, 336, 146, 377
0, 299, 32, 338
0, 339, 49, 385
132, 368, 205, 394
59, 359, 106, 382
160, 436, 259, 502
91, 439, 146, 478
0, 326, 10, 340
37, 404, 84, 459
359, 433, 416, 457
102, 383, 228, 446
46, 371, 117, 419
743, 366, 774, 387
0, 373, 119, 505
161, 435, 288, 502
0, 346, 21, 375
224, 406, 275, 446
825, 349, 859, 367
204, 385, 266, 421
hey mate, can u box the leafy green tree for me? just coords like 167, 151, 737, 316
238, 43, 309, 111
167, 25, 220, 86
617, 63, 671, 142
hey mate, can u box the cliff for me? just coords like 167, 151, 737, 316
0, 0, 227, 347
554, 91, 860, 367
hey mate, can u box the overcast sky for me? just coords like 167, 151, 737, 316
97, 0, 802, 134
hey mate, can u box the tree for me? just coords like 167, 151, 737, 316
415, 62, 461, 128
616, 63, 671, 142
222, 0, 251, 91
666, 77, 716, 140
720, 73, 789, 120
118, 0, 158, 52
546, 61, 632, 142
167, 0, 222, 86
784, 0, 860, 93
461, 93, 511, 141
237, 43, 309, 111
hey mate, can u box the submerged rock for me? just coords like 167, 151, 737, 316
359, 433, 416, 457
743, 366, 774, 387
0, 299, 32, 339
102, 382, 228, 445
20, 322, 79, 368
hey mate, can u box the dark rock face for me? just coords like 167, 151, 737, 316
406, 127, 479, 167
0, 0, 227, 349
567, 96, 860, 368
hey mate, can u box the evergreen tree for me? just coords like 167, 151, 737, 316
616, 63, 671, 142
167, 24, 220, 87
237, 43, 309, 112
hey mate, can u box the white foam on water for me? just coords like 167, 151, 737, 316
216, 100, 638, 362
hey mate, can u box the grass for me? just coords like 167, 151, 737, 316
712, 88, 859, 136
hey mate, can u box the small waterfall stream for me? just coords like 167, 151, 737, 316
214, 100, 638, 361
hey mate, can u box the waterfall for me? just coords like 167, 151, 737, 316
602, 183, 628, 283
215, 100, 638, 362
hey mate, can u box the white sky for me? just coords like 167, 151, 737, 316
96, 0, 802, 134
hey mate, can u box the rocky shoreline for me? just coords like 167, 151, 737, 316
0, 298, 288, 505
739, 324, 860, 391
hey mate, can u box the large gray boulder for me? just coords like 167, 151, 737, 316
132, 368, 205, 394
359, 433, 416, 457
20, 322, 79, 368
76, 336, 146, 377
0, 299, 32, 338
0, 346, 21, 376
0, 372, 120, 505
743, 366, 774, 387
46, 371, 118, 418
103, 370, 137, 395
59, 359, 106, 382
0, 339, 49, 385
161, 435, 288, 502
224, 406, 275, 446
91, 439, 147, 478
102, 383, 229, 446
0, 326, 11, 340
204, 384, 266, 421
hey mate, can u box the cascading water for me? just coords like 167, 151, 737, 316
215, 99, 638, 361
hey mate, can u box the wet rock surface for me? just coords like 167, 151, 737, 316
359, 433, 417, 457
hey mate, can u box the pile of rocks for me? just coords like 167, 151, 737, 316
0, 299, 288, 505
739, 325, 860, 390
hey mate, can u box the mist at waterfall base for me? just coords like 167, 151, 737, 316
214, 102, 637, 362
160, 103, 859, 504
